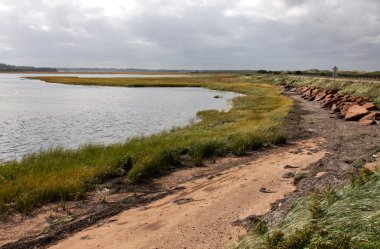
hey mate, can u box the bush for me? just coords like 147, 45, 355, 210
265, 230, 285, 248
308, 192, 325, 219
255, 220, 269, 235
294, 173, 306, 184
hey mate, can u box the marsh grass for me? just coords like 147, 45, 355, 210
351, 159, 366, 169
236, 169, 380, 249
0, 75, 293, 214
255, 219, 269, 235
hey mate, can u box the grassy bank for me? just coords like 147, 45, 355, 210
250, 74, 380, 107
236, 168, 380, 249
0, 75, 293, 214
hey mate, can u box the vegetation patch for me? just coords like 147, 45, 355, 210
0, 75, 293, 214
236, 168, 380, 249
293, 172, 307, 184
351, 159, 366, 169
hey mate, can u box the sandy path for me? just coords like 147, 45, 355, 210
49, 138, 325, 249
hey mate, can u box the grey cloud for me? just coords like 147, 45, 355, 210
0, 0, 379, 70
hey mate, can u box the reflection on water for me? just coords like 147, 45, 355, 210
0, 74, 236, 162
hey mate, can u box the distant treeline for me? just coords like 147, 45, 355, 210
256, 69, 380, 79
0, 63, 57, 72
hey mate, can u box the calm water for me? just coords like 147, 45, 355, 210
0, 74, 236, 162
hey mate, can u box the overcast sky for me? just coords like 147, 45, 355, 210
0, 0, 379, 70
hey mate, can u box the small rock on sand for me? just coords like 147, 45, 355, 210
284, 165, 299, 169
259, 187, 275, 194
171, 186, 186, 191
315, 172, 327, 178
282, 172, 295, 178
173, 198, 194, 205
231, 214, 261, 229
290, 149, 303, 154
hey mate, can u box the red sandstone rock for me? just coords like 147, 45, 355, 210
332, 96, 343, 104
331, 103, 340, 112
302, 89, 313, 99
359, 119, 376, 126
347, 96, 356, 102
327, 90, 338, 95
336, 100, 346, 107
360, 112, 380, 121
323, 94, 334, 102
293, 86, 377, 124
356, 98, 367, 105
322, 99, 337, 109
362, 102, 377, 111
340, 102, 355, 115
322, 94, 340, 105
300, 87, 310, 93
345, 105, 370, 121
315, 91, 327, 101
311, 89, 319, 96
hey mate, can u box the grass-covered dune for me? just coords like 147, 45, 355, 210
237, 168, 380, 249
0, 75, 293, 214
251, 74, 380, 107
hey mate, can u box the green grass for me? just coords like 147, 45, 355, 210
250, 74, 380, 107
0, 75, 293, 214
236, 168, 380, 249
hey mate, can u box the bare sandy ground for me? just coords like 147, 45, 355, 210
49, 138, 325, 249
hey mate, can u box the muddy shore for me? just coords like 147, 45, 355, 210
1, 91, 379, 249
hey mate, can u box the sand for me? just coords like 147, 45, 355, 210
49, 138, 325, 249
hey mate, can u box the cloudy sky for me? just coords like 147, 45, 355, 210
0, 0, 379, 70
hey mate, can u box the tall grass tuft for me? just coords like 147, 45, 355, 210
236, 169, 380, 249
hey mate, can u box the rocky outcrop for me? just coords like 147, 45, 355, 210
359, 119, 376, 126
362, 102, 376, 111
360, 111, 380, 121
345, 105, 370, 121
280, 83, 380, 126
